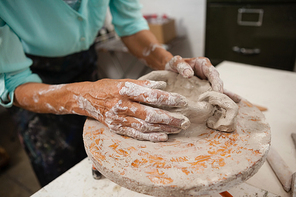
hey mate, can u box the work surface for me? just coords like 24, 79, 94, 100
32, 61, 296, 197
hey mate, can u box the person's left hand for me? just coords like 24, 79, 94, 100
165, 56, 222, 91
165, 56, 241, 103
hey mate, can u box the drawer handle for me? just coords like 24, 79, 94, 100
232, 46, 260, 55
237, 8, 264, 26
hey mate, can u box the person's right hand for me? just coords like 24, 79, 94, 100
67, 79, 190, 142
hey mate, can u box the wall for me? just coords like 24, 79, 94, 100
98, 0, 207, 79
139, 0, 206, 57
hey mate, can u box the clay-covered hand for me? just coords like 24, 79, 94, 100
165, 56, 222, 92
68, 79, 190, 142
165, 56, 241, 103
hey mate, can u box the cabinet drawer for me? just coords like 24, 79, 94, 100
205, 2, 296, 70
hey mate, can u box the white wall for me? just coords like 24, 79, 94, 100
139, 0, 206, 57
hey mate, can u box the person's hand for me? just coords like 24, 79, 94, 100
165, 56, 222, 91
67, 79, 190, 142
165, 56, 241, 103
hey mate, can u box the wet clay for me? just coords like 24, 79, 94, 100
83, 71, 271, 196
139, 71, 238, 132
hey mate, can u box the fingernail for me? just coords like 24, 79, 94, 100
181, 117, 191, 130
150, 133, 168, 142
158, 133, 168, 141
183, 68, 194, 78
169, 113, 191, 130
170, 93, 188, 107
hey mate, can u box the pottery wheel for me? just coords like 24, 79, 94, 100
83, 100, 271, 196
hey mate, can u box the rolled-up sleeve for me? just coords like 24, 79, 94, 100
109, 0, 149, 37
0, 20, 41, 107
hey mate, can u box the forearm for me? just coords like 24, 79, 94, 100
13, 82, 91, 115
121, 30, 173, 70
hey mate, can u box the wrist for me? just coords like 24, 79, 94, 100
151, 47, 173, 70
65, 81, 106, 119
14, 83, 70, 114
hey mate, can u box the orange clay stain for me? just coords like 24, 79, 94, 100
109, 153, 120, 160
93, 128, 104, 135
170, 156, 188, 162
217, 158, 226, 167
159, 140, 182, 147
127, 146, 137, 151
121, 135, 131, 139
109, 142, 129, 156
248, 149, 260, 155
84, 130, 91, 136
146, 169, 173, 185
250, 117, 260, 121
93, 151, 106, 164
131, 158, 148, 168
195, 155, 211, 161
89, 142, 96, 150
188, 155, 211, 168
211, 158, 225, 169
147, 176, 174, 185
146, 169, 165, 176
95, 138, 101, 144
152, 161, 170, 168
109, 142, 119, 149
181, 167, 191, 175
87, 126, 95, 131
138, 151, 172, 169
208, 150, 218, 154
139, 151, 163, 161
243, 100, 253, 107
209, 139, 221, 146
186, 143, 194, 147
220, 148, 233, 157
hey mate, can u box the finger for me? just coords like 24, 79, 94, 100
186, 57, 208, 79
118, 81, 188, 107
105, 100, 191, 130
165, 56, 194, 78
223, 89, 242, 103
120, 79, 167, 89
184, 57, 206, 79
143, 105, 190, 130
193, 58, 223, 92
185, 57, 224, 92
111, 127, 168, 142
108, 116, 181, 134
203, 66, 223, 92
141, 80, 167, 90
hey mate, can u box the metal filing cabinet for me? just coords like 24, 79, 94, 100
205, 0, 296, 71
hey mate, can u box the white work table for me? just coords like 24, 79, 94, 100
32, 61, 296, 197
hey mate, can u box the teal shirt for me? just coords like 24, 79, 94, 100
0, 0, 148, 107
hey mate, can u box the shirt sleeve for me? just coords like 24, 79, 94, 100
0, 18, 41, 108
109, 0, 149, 37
